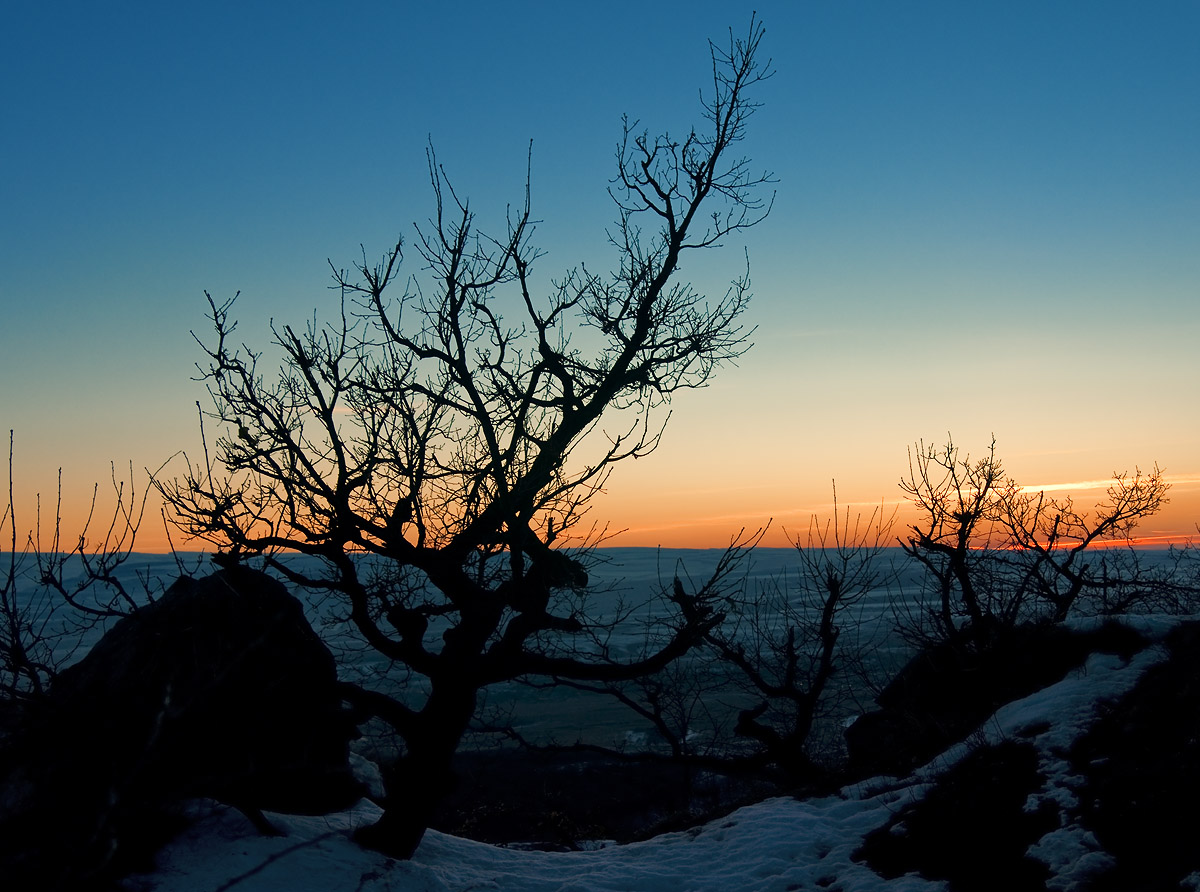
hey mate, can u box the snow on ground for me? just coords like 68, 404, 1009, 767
126, 619, 1177, 892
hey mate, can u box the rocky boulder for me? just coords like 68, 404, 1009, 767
844, 620, 1147, 778
0, 565, 361, 890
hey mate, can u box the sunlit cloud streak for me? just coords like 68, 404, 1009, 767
1021, 474, 1200, 494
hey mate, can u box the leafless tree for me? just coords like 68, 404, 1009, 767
160, 19, 773, 858
1, 431, 175, 703
899, 437, 1010, 643
703, 489, 898, 779
900, 435, 1186, 642
1000, 465, 1174, 620
1, 431, 56, 702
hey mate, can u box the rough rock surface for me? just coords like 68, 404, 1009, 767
0, 565, 360, 890
845, 620, 1147, 777
1069, 620, 1200, 891
856, 739, 1059, 891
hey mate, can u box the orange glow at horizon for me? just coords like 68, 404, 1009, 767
7, 471, 1199, 555
597, 472, 1200, 551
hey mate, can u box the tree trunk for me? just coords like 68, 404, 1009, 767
355, 683, 477, 859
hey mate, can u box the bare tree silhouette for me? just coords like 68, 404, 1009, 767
707, 490, 897, 778
900, 435, 1185, 644
900, 437, 1010, 642
1, 430, 174, 702
160, 19, 774, 858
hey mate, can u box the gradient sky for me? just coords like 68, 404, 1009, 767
2, 1, 1198, 551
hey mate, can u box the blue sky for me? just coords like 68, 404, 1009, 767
2, 1, 1197, 548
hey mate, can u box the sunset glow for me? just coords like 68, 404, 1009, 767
2, 1, 1197, 556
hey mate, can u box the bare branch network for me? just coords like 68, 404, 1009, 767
158, 18, 774, 859
900, 435, 1178, 643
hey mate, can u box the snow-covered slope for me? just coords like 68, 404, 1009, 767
126, 618, 1181, 892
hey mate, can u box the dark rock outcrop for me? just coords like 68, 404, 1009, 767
1069, 620, 1200, 891
845, 620, 1147, 778
855, 739, 1058, 891
0, 565, 361, 890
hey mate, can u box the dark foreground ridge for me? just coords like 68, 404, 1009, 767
432, 747, 785, 849
3, 569, 1199, 890
852, 619, 1200, 892
1068, 621, 1200, 892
